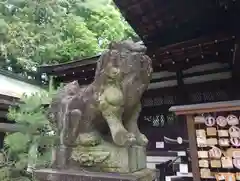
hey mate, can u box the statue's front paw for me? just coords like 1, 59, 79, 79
126, 133, 137, 145
113, 130, 136, 146
137, 133, 149, 146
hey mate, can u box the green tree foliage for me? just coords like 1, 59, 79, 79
0, 90, 57, 181
0, 0, 137, 72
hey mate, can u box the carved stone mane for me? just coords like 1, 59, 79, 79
95, 40, 151, 78
94, 40, 152, 104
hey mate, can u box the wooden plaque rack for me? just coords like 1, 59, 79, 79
170, 100, 240, 181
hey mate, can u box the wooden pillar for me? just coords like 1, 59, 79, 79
49, 76, 54, 92
35, 72, 42, 85
231, 41, 240, 99
0, 132, 5, 149
186, 115, 200, 181
176, 70, 188, 105
175, 70, 188, 126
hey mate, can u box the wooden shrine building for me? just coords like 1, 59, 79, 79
0, 2, 233, 181
38, 1, 240, 176
39, 0, 240, 147
0, 68, 45, 150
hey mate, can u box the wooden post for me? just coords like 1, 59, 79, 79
231, 41, 240, 99
176, 70, 187, 104
186, 115, 200, 181
49, 76, 54, 92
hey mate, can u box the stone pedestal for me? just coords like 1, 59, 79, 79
34, 168, 157, 181
69, 142, 147, 173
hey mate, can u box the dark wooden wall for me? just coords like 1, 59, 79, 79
139, 61, 238, 153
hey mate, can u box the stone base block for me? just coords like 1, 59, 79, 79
34, 168, 157, 181
69, 142, 147, 173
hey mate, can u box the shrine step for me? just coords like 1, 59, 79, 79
34, 168, 158, 181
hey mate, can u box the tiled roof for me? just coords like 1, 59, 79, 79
114, 0, 240, 49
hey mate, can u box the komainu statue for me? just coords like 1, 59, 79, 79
48, 40, 153, 173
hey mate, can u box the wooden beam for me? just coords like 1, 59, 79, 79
38, 56, 99, 75
152, 34, 231, 54
169, 100, 240, 115
0, 123, 25, 133
183, 68, 230, 79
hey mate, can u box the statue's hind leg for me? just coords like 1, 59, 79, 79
62, 109, 82, 146
68, 109, 101, 146
55, 109, 82, 168
56, 109, 100, 168
125, 103, 148, 146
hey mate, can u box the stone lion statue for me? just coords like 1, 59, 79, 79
48, 40, 152, 169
